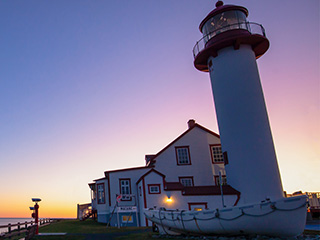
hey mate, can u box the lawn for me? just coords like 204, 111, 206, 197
39, 219, 113, 234
12, 219, 319, 240
32, 219, 157, 239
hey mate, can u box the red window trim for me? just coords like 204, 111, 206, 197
175, 146, 192, 166
214, 175, 227, 186
178, 176, 194, 187
107, 177, 111, 206
142, 178, 148, 227
210, 144, 224, 164
119, 178, 132, 201
97, 183, 105, 204
148, 184, 161, 194
188, 202, 208, 211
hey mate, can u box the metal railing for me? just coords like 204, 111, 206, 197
193, 22, 266, 58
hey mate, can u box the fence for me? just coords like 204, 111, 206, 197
0, 218, 51, 239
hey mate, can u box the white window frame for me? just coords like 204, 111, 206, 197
215, 175, 227, 186
176, 146, 191, 165
97, 183, 105, 204
119, 179, 131, 201
210, 144, 224, 164
148, 184, 161, 194
179, 177, 194, 187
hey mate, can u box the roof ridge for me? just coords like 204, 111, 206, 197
149, 122, 220, 162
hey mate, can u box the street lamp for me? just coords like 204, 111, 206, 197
30, 198, 41, 234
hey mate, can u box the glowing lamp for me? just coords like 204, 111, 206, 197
166, 197, 173, 203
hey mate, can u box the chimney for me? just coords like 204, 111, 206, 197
145, 154, 156, 166
187, 119, 196, 129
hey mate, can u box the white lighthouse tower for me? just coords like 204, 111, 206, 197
193, 1, 284, 204
144, 2, 308, 236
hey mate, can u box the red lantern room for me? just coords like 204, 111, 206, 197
193, 1, 269, 72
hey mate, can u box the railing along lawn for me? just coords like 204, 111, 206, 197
0, 219, 50, 239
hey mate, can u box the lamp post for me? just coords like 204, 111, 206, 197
31, 198, 41, 234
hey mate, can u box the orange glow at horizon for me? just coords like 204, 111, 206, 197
0, 0, 318, 218
0, 196, 78, 218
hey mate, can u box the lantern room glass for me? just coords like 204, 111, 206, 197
202, 10, 247, 44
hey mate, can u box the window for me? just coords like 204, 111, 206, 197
119, 179, 131, 201
89, 184, 96, 201
91, 190, 96, 201
148, 184, 161, 194
122, 215, 133, 223
97, 183, 105, 204
175, 146, 191, 165
210, 144, 224, 164
214, 175, 227, 186
188, 202, 207, 211
179, 177, 194, 187
202, 10, 248, 44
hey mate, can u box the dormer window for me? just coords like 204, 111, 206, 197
175, 146, 191, 165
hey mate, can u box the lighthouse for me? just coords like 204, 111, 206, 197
144, 2, 307, 236
193, 1, 284, 204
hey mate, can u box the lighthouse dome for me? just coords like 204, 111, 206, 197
199, 1, 249, 34
193, 1, 269, 72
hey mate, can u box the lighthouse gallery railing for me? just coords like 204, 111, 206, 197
193, 22, 266, 59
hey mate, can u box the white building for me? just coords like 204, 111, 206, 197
88, 120, 240, 227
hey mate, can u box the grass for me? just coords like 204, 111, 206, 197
12, 219, 318, 240
33, 236, 85, 240
38, 219, 150, 234
32, 219, 156, 239
38, 219, 108, 234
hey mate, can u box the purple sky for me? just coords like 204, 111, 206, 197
0, 0, 319, 217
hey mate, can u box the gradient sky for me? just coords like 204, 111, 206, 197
0, 0, 319, 218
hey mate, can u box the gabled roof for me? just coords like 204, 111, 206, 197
93, 177, 107, 182
136, 168, 166, 185
88, 183, 95, 190
104, 166, 152, 177
147, 123, 220, 165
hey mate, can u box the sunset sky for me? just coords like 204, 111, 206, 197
0, 0, 319, 218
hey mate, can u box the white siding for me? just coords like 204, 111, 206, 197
154, 127, 221, 186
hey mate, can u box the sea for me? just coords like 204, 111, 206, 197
0, 218, 33, 234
